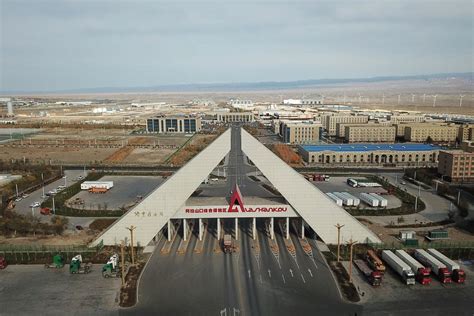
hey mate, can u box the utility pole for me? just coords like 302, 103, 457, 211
335, 223, 344, 262
127, 225, 136, 265
41, 173, 45, 198
52, 195, 56, 215
120, 241, 126, 286
347, 239, 358, 283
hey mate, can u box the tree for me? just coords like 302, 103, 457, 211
426, 136, 433, 144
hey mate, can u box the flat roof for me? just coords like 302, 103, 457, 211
301, 143, 443, 153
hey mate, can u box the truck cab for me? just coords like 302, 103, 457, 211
223, 234, 233, 254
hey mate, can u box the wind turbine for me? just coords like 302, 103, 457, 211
432, 95, 438, 107
321, 94, 325, 105
358, 93, 362, 104
459, 94, 465, 107
382, 93, 385, 105
397, 94, 401, 105
411, 94, 416, 103
423, 93, 426, 103
343, 92, 346, 105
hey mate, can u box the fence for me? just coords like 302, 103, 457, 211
0, 241, 104, 264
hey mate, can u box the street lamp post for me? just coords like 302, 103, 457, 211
126, 225, 136, 265
52, 196, 56, 215
335, 223, 344, 262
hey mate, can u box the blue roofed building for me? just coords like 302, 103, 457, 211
298, 143, 443, 166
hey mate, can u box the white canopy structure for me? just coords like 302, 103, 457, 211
91, 127, 380, 247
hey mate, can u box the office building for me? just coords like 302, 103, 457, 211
438, 150, 474, 183
344, 125, 396, 143
146, 115, 201, 133
280, 121, 321, 144
324, 115, 369, 136
404, 124, 458, 142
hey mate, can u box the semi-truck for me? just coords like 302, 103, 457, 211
369, 193, 388, 207
333, 192, 353, 206
341, 192, 360, 207
427, 248, 466, 283
382, 250, 416, 285
223, 234, 233, 254
354, 259, 382, 286
366, 250, 386, 274
395, 250, 431, 285
414, 249, 452, 283
326, 193, 343, 206
359, 193, 379, 207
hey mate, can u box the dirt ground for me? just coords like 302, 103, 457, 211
0, 231, 95, 246
359, 218, 474, 244
122, 147, 175, 164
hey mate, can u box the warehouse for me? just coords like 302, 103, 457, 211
298, 143, 442, 166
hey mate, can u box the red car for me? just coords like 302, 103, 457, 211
0, 257, 7, 269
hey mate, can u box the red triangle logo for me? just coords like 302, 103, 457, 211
228, 184, 244, 213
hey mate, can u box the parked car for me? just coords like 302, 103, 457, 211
14, 197, 22, 202
30, 202, 41, 208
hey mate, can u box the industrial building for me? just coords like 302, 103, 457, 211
229, 99, 254, 109
344, 125, 396, 143
298, 143, 441, 166
404, 123, 458, 142
438, 150, 474, 183
146, 115, 202, 134
91, 127, 380, 247
216, 112, 254, 123
283, 98, 322, 106
324, 115, 369, 136
279, 121, 321, 144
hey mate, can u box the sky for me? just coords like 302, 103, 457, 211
0, 0, 473, 92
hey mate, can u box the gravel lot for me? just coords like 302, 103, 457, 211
0, 264, 120, 316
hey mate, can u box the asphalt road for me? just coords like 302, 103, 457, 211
124, 219, 360, 316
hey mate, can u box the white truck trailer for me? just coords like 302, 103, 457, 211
427, 248, 466, 283
326, 193, 343, 207
333, 192, 353, 206
395, 250, 431, 285
80, 181, 114, 190
342, 192, 360, 207
359, 193, 379, 207
414, 249, 452, 283
382, 250, 416, 285
369, 193, 388, 207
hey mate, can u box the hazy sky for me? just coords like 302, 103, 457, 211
1, 0, 472, 92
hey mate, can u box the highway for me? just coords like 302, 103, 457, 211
123, 126, 360, 315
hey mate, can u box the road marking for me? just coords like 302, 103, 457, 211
308, 269, 313, 277
282, 274, 286, 284
248, 269, 251, 279
268, 269, 272, 278
289, 269, 294, 277
260, 275, 263, 283
301, 274, 306, 283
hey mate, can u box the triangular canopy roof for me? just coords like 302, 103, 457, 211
91, 127, 380, 246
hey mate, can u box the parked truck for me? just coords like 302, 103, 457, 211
359, 193, 379, 207
102, 253, 121, 278
69, 255, 92, 274
369, 193, 388, 207
382, 250, 416, 285
333, 192, 353, 206
427, 248, 466, 283
326, 193, 343, 207
223, 234, 233, 254
366, 250, 386, 274
414, 249, 451, 283
395, 250, 431, 285
354, 259, 382, 286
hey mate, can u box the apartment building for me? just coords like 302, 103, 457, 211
458, 124, 474, 142
146, 115, 201, 133
438, 150, 474, 183
404, 123, 458, 142
324, 115, 369, 136
344, 125, 396, 143
336, 121, 392, 138
280, 121, 321, 144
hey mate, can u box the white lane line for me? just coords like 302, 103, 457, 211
268, 269, 272, 278
260, 275, 263, 283
248, 269, 251, 279
289, 269, 294, 277
282, 274, 286, 284
308, 268, 313, 277
301, 274, 306, 283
